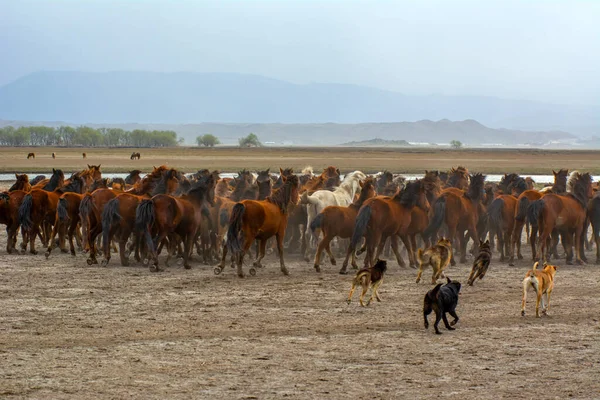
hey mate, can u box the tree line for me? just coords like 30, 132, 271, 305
0, 126, 181, 147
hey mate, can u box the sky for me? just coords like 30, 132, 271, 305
1, 0, 599, 105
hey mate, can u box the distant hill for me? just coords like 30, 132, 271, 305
0, 71, 598, 136
342, 138, 411, 147
0, 118, 578, 146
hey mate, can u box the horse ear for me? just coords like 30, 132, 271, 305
446, 276, 451, 284
279, 168, 284, 176
479, 239, 483, 245
87, 164, 91, 169
15, 173, 18, 179
97, 164, 101, 169
266, 168, 270, 174
552, 170, 557, 175
359, 180, 364, 188
53, 168, 56, 173
336, 168, 341, 175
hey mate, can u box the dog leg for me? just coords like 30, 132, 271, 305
521, 280, 529, 316
368, 279, 383, 305
535, 289, 543, 318
416, 262, 425, 284
449, 310, 459, 326
442, 312, 455, 331
434, 310, 443, 334
347, 281, 357, 304
359, 277, 370, 307
543, 289, 552, 315
423, 304, 432, 329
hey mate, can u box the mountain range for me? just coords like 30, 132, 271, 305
0, 71, 598, 139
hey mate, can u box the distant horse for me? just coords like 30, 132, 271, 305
342, 179, 428, 273
510, 169, 568, 264
27, 152, 35, 159
52, 152, 56, 159
9, 174, 31, 192
301, 170, 367, 261
136, 173, 216, 271
530, 171, 592, 264
217, 169, 300, 277
82, 152, 87, 159
310, 178, 376, 272
130, 152, 141, 160
424, 173, 486, 265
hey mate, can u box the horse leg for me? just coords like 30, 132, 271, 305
118, 238, 130, 266
182, 234, 194, 269
253, 239, 267, 269
446, 224, 458, 266
45, 220, 61, 258
399, 234, 414, 268
574, 224, 586, 265
408, 234, 418, 268
390, 235, 407, 268
313, 235, 327, 272
529, 225, 538, 261
324, 238, 337, 267
526, 221, 531, 244
276, 231, 289, 276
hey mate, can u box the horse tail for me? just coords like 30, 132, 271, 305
226, 203, 246, 255
136, 199, 155, 253
102, 198, 121, 242
57, 198, 69, 222
527, 200, 544, 228
351, 205, 371, 249
300, 191, 319, 205
487, 197, 504, 232
515, 196, 530, 222
310, 212, 325, 234
18, 194, 33, 231
424, 196, 446, 239
589, 197, 600, 240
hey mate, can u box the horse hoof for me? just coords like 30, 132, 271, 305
508, 262, 515, 267
517, 255, 523, 260
184, 264, 191, 270
177, 258, 184, 266
314, 265, 321, 273
237, 273, 245, 278
101, 260, 109, 267
143, 258, 149, 266
249, 268, 256, 276
281, 269, 289, 276
30, 250, 38, 255
86, 258, 94, 266
214, 267, 222, 275
44, 251, 50, 259
330, 259, 337, 266
339, 269, 348, 275
566, 260, 573, 265
61, 249, 68, 254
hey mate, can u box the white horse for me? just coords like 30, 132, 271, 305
300, 170, 367, 261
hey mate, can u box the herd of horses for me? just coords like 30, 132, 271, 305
27, 152, 90, 159
0, 164, 598, 278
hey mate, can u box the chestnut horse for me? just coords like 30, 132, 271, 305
136, 173, 216, 271
424, 173, 486, 265
510, 169, 568, 264
342, 179, 428, 274
44, 192, 84, 258
9, 174, 31, 192
27, 152, 35, 159
310, 178, 376, 272
530, 172, 592, 264
217, 170, 300, 277
0, 191, 29, 253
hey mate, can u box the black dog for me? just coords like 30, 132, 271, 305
423, 277, 461, 334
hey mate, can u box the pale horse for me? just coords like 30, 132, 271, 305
300, 170, 367, 261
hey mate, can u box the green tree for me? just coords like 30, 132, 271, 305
450, 140, 463, 149
196, 134, 220, 147
238, 133, 261, 147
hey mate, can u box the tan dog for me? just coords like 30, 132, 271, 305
416, 238, 452, 284
347, 259, 387, 306
521, 262, 558, 317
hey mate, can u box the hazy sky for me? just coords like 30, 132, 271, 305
1, 0, 599, 105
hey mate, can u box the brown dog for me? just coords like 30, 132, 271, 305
416, 237, 452, 284
521, 262, 558, 317
467, 239, 492, 285
347, 259, 387, 306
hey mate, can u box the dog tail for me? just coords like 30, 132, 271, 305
416, 248, 426, 264
351, 204, 371, 249
532, 261, 539, 270
424, 196, 446, 240
515, 196, 530, 222
527, 199, 544, 228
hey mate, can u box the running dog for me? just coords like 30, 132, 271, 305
347, 259, 387, 307
521, 262, 558, 317
416, 237, 452, 284
423, 277, 461, 334
467, 239, 492, 285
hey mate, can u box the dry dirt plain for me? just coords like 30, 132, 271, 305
1, 147, 600, 399
3, 146, 600, 174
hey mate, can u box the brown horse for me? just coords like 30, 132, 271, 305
44, 192, 84, 258
80, 189, 118, 264
19, 172, 85, 254
217, 169, 300, 277
130, 152, 141, 160
375, 171, 394, 195
31, 168, 65, 191
125, 169, 143, 186
342, 179, 428, 274
82, 152, 87, 159
310, 178, 376, 272
52, 152, 56, 159
530, 172, 592, 264
0, 191, 29, 253
510, 169, 568, 264
445, 166, 470, 190
27, 152, 35, 159
486, 175, 528, 262
587, 193, 600, 264
136, 173, 216, 271
9, 174, 31, 192
424, 173, 486, 265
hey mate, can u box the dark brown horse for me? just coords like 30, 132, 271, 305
510, 169, 568, 264
125, 169, 143, 186
44, 192, 84, 258
52, 152, 56, 159
445, 166, 470, 190
0, 191, 28, 253
342, 179, 428, 273
530, 172, 592, 264
27, 152, 35, 159
424, 173, 486, 265
136, 173, 216, 270
82, 152, 87, 159
9, 174, 31, 192
310, 178, 376, 272
31, 168, 65, 191
587, 193, 600, 264
130, 152, 141, 160
217, 169, 300, 277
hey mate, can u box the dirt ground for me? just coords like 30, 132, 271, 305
1, 229, 600, 399
3, 146, 600, 174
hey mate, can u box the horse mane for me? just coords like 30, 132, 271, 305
30, 175, 46, 186
90, 178, 109, 192
422, 170, 442, 202
354, 178, 375, 206
566, 172, 592, 207
301, 166, 314, 176
274, 168, 295, 189
394, 179, 423, 207
257, 169, 272, 200
60, 174, 86, 194
267, 174, 299, 214
152, 169, 178, 196
43, 169, 64, 191
509, 177, 528, 196
185, 172, 217, 205
498, 173, 519, 193
125, 169, 142, 185
465, 173, 486, 201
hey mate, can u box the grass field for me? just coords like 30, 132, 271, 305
3, 146, 600, 174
